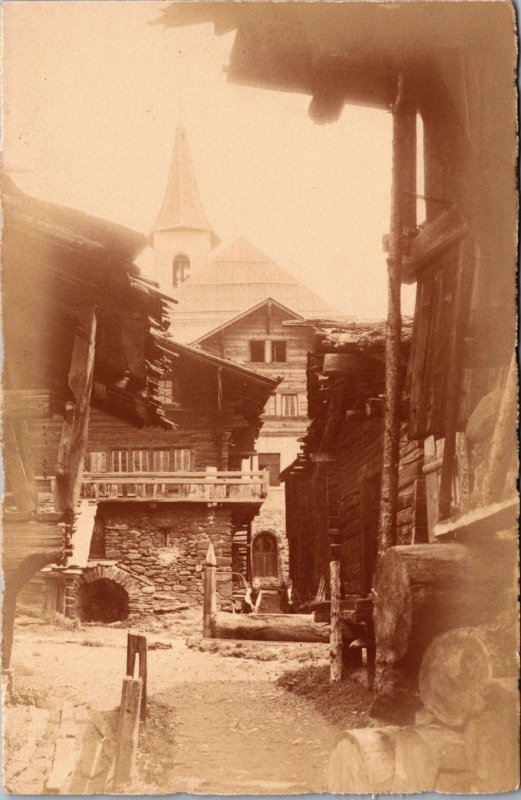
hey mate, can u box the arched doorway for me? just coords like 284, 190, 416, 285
252, 533, 278, 578
78, 578, 129, 623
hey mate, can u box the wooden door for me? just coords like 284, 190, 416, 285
252, 533, 278, 577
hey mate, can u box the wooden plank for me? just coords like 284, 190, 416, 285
46, 737, 78, 793
54, 306, 97, 514
126, 633, 148, 721
113, 677, 142, 789
402, 205, 469, 283
3, 419, 38, 514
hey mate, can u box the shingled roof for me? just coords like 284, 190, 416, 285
171, 236, 336, 343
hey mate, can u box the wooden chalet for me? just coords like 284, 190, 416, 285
18, 338, 278, 621
281, 319, 425, 604
160, 4, 519, 791
2, 177, 173, 666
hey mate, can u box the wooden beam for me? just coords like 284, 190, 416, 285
54, 306, 97, 514
402, 206, 469, 284
378, 74, 412, 556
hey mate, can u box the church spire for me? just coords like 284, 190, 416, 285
153, 126, 211, 234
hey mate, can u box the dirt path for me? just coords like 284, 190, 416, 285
7, 617, 359, 794
150, 679, 343, 795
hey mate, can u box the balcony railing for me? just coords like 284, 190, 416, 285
79, 468, 270, 503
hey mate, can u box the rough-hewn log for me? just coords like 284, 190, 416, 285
371, 542, 513, 723
464, 681, 520, 793
392, 723, 470, 792
212, 612, 329, 643
328, 727, 399, 793
419, 626, 518, 727
329, 560, 342, 683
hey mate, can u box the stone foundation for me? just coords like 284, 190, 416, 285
89, 503, 234, 614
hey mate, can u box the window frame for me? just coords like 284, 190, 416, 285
249, 340, 266, 363
271, 340, 287, 363
281, 393, 299, 417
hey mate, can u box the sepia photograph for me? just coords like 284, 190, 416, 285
1, 0, 519, 795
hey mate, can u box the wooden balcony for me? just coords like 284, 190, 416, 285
79, 468, 270, 503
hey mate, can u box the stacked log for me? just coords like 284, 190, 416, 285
328, 623, 519, 794
371, 541, 514, 723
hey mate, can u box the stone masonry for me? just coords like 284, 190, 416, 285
92, 503, 234, 615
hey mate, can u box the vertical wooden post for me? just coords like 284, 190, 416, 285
329, 528, 342, 683
126, 632, 147, 721
54, 306, 97, 515
379, 74, 415, 556
203, 543, 217, 638
113, 676, 142, 789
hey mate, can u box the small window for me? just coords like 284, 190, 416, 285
258, 453, 281, 487
281, 394, 299, 417
173, 448, 191, 471
271, 341, 287, 363
151, 450, 171, 472
173, 254, 190, 288
158, 380, 174, 404
112, 450, 128, 472
86, 451, 107, 473
264, 395, 277, 416
250, 341, 266, 362
132, 449, 150, 472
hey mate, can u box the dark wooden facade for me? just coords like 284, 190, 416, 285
2, 178, 173, 666
282, 322, 427, 603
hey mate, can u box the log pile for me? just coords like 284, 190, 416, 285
328, 637, 519, 793
370, 541, 515, 723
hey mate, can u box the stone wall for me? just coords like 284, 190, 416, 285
92, 502, 234, 615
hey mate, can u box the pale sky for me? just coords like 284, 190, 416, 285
3, 1, 416, 318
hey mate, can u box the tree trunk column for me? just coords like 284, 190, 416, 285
379, 74, 415, 556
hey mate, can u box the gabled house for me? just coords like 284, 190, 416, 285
21, 338, 278, 621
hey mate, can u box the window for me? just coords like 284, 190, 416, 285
281, 394, 299, 417
264, 395, 277, 416
172, 254, 190, 288
85, 451, 106, 473
271, 340, 287, 363
249, 340, 266, 362
112, 450, 128, 472
132, 450, 150, 472
158, 380, 174, 404
173, 448, 191, 471
252, 533, 278, 577
151, 450, 171, 472
258, 453, 281, 487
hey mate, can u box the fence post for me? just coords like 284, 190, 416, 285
329, 529, 343, 683
203, 543, 217, 638
113, 676, 142, 789
126, 632, 147, 721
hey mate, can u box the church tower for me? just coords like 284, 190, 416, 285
152, 127, 216, 291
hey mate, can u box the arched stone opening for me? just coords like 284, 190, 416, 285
78, 578, 129, 623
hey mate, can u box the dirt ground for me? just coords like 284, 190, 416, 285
4, 610, 373, 794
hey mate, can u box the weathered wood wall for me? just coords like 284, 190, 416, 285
285, 421, 427, 600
